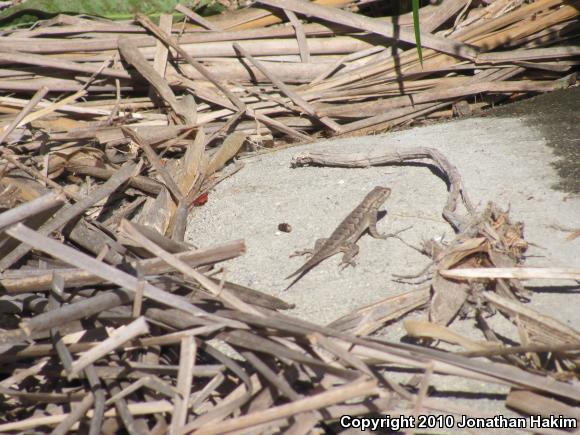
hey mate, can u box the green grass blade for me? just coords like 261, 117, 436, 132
412, 0, 423, 66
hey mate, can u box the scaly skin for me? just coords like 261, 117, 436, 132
285, 186, 392, 289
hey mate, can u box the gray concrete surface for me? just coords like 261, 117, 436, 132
186, 116, 579, 329
185, 99, 580, 432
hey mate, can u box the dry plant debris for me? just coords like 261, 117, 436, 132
297, 150, 580, 371
0, 0, 579, 433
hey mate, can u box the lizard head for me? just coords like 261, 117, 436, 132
368, 186, 391, 206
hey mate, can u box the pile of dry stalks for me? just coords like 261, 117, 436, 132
0, 0, 579, 433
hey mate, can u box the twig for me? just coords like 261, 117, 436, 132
176, 3, 222, 31
257, 0, 478, 59
233, 42, 341, 133
292, 147, 474, 231
0, 161, 137, 271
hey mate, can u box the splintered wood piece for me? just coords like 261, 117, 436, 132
69, 317, 150, 378
105, 376, 179, 405
327, 286, 430, 335
176, 3, 222, 31
430, 273, 469, 325
233, 42, 341, 132
170, 335, 196, 432
0, 50, 129, 79
135, 13, 246, 111
0, 161, 137, 271
257, 0, 478, 59
121, 221, 191, 253
50, 392, 94, 435
0, 400, 173, 432
19, 289, 132, 338
121, 126, 184, 201
5, 223, 218, 318
69, 165, 162, 195
118, 37, 192, 124
284, 9, 310, 63
133, 187, 176, 237
151, 13, 173, 80
506, 390, 580, 421
175, 127, 207, 194
308, 332, 373, 376
0, 86, 49, 143
0, 240, 244, 294
204, 277, 295, 310
189, 378, 378, 435
206, 131, 246, 176
441, 267, 580, 280
482, 292, 580, 345
120, 219, 263, 317
0, 191, 64, 229
404, 320, 499, 352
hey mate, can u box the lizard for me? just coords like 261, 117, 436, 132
285, 186, 392, 289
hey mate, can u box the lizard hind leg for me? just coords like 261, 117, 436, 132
289, 238, 328, 258
339, 242, 359, 270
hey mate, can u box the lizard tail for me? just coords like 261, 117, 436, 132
285, 257, 318, 280
283, 262, 315, 292
284, 253, 328, 287
285, 266, 305, 280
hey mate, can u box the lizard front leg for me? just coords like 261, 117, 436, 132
339, 242, 359, 270
290, 238, 327, 257
368, 211, 389, 239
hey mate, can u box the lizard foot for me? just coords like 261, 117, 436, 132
289, 249, 314, 258
339, 259, 357, 271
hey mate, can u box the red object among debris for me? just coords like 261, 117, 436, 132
192, 192, 209, 206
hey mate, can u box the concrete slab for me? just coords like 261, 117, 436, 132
186, 116, 579, 330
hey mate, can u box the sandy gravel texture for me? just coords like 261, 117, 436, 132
186, 116, 579, 332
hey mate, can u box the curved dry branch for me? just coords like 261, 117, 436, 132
292, 147, 475, 231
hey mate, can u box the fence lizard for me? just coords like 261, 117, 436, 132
285, 186, 392, 289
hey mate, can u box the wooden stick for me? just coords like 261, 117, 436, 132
151, 13, 173, 86
176, 3, 222, 31
441, 267, 580, 281
0, 86, 49, 142
0, 192, 64, 229
69, 317, 150, 378
5, 224, 220, 319
187, 378, 377, 435
292, 147, 474, 231
135, 13, 246, 111
0, 400, 173, 431
0, 50, 130, 79
170, 336, 196, 432
257, 0, 478, 60
50, 392, 94, 435
120, 219, 264, 317
0, 240, 245, 294
0, 161, 137, 271
122, 126, 184, 201
118, 37, 192, 124
284, 9, 310, 63
233, 42, 341, 133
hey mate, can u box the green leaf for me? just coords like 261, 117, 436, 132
411, 0, 423, 66
0, 0, 224, 28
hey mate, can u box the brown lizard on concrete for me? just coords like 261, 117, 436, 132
285, 186, 392, 289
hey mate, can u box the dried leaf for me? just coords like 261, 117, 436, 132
133, 187, 176, 237
206, 132, 246, 176
430, 273, 469, 325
